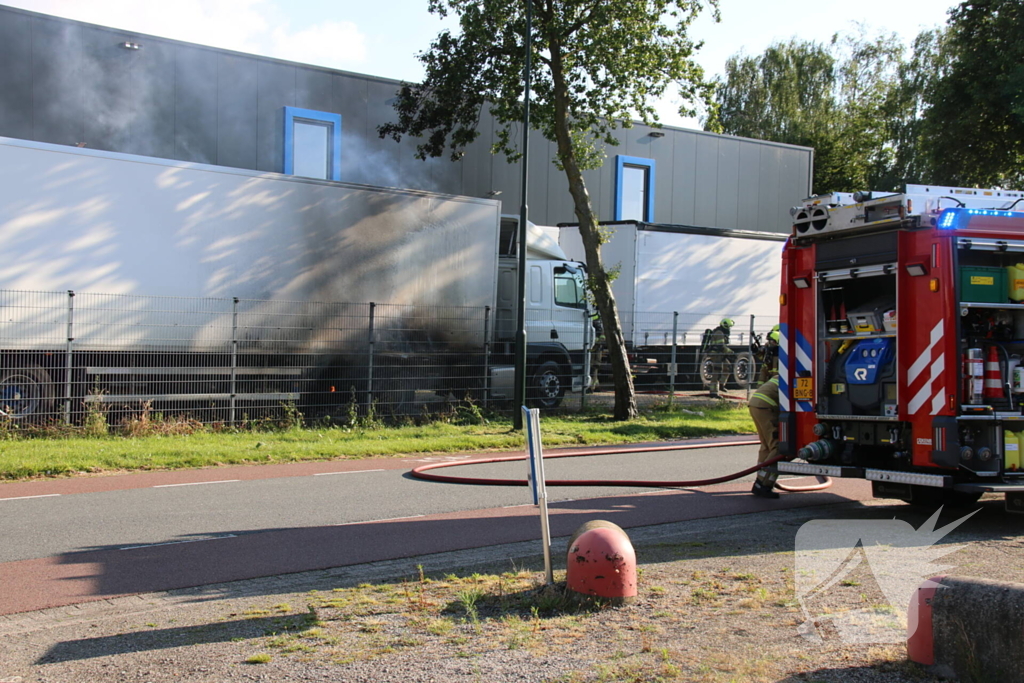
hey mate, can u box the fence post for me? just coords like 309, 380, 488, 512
581, 308, 592, 411
230, 297, 239, 426
366, 303, 376, 413
483, 306, 491, 410
669, 311, 678, 406
63, 290, 75, 425
747, 315, 756, 400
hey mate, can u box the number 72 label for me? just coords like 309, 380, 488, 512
793, 377, 813, 400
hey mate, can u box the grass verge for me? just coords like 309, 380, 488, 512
0, 403, 754, 481
199, 539, 930, 682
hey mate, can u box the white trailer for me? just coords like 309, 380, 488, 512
559, 221, 787, 388
0, 137, 593, 420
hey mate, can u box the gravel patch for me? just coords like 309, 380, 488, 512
1, 496, 1020, 682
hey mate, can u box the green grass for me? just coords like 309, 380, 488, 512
0, 405, 754, 481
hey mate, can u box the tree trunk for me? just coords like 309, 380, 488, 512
547, 41, 637, 420
573, 203, 639, 420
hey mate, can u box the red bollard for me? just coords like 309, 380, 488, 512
907, 575, 943, 666
566, 520, 637, 602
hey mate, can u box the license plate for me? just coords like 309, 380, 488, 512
794, 377, 813, 400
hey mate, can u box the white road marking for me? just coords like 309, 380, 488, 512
314, 469, 385, 476
120, 534, 238, 551
0, 493, 61, 501
334, 515, 425, 526
153, 479, 240, 488
414, 455, 474, 463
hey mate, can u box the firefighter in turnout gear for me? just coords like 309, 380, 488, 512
757, 324, 781, 384
748, 373, 780, 498
707, 318, 735, 398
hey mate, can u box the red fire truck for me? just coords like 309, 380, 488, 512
777, 184, 1024, 513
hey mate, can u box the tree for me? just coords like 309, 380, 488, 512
704, 39, 847, 193
924, 0, 1024, 188
869, 29, 945, 191
706, 30, 939, 194
379, 0, 719, 420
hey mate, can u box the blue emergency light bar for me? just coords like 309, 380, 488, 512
938, 207, 1023, 230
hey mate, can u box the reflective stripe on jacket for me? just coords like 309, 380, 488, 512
749, 376, 779, 409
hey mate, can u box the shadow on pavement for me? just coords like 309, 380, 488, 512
36, 612, 317, 664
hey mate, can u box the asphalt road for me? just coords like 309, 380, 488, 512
0, 444, 759, 563
0, 440, 875, 615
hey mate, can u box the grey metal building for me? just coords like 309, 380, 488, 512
0, 3, 812, 232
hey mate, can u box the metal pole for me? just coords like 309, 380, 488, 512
63, 290, 75, 425
512, 0, 533, 430
229, 297, 239, 426
523, 406, 553, 585
581, 308, 591, 411
483, 306, 491, 410
669, 311, 678, 405
366, 303, 376, 413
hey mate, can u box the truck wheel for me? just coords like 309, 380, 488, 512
0, 364, 55, 421
528, 361, 565, 409
698, 354, 716, 387
732, 351, 757, 388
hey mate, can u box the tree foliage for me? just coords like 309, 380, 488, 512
380, 0, 719, 420
924, 0, 1024, 188
706, 30, 944, 195
382, 0, 717, 166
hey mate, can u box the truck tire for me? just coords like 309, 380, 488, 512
0, 364, 55, 421
732, 351, 756, 388
698, 354, 716, 387
528, 361, 565, 409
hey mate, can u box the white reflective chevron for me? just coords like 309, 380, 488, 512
907, 321, 944, 386
795, 339, 812, 374
931, 388, 946, 415
779, 327, 790, 412
909, 355, 945, 415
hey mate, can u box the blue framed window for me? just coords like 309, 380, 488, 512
615, 155, 655, 222
284, 106, 342, 181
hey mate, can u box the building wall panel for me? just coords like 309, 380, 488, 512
79, 28, 134, 153
30, 16, 85, 147
0, 11, 35, 140
363, 79, 403, 188
217, 54, 258, 170
255, 60, 295, 173
693, 134, 720, 227
174, 45, 218, 164
129, 39, 176, 160
714, 136, 741, 229
670, 132, 697, 226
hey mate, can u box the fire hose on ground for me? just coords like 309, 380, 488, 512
410, 440, 832, 492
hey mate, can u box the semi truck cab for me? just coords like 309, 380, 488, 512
491, 217, 597, 407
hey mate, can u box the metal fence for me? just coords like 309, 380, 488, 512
619, 310, 780, 398
0, 289, 778, 428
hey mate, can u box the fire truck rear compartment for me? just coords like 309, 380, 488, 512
785, 193, 1024, 512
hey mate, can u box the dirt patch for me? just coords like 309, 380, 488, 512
1, 497, 1020, 682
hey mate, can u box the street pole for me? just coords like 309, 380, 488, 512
513, 0, 532, 430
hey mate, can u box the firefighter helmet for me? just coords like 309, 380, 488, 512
768, 324, 780, 343
720, 318, 735, 329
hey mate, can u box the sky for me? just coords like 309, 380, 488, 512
5, 0, 955, 129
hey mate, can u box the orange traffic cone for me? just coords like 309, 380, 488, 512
983, 346, 1005, 400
